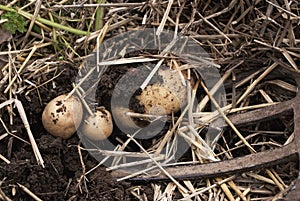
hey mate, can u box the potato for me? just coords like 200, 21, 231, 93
112, 107, 140, 130
81, 108, 113, 141
137, 85, 181, 115
136, 68, 191, 115
42, 94, 83, 139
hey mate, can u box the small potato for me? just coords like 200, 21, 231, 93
42, 94, 83, 139
81, 108, 113, 141
112, 107, 140, 130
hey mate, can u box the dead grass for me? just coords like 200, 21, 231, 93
0, 0, 300, 200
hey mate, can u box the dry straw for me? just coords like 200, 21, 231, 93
0, 0, 299, 200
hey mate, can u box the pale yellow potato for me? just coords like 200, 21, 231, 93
42, 94, 83, 139
137, 85, 181, 115
81, 109, 113, 141
136, 68, 190, 115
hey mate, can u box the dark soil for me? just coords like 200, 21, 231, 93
0, 65, 153, 200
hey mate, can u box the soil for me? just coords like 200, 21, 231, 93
0, 65, 153, 200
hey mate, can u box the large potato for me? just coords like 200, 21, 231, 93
42, 94, 83, 139
136, 68, 192, 115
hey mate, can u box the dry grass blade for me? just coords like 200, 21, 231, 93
254, 40, 298, 70
246, 172, 275, 185
0, 118, 30, 144
0, 133, 8, 141
280, 48, 298, 70
65, 67, 96, 100
53, 2, 147, 8
259, 89, 273, 103
154, 103, 190, 157
17, 183, 43, 201
0, 42, 51, 56
266, 0, 300, 20
197, 12, 232, 43
0, 99, 44, 167
183, 181, 201, 201
0, 154, 10, 164
156, 0, 173, 36
21, 0, 42, 47
227, 180, 247, 201
265, 80, 297, 92
107, 156, 165, 171
236, 188, 251, 201
200, 80, 255, 153
97, 57, 158, 66
197, 66, 234, 112
14, 100, 44, 168
236, 62, 278, 105
177, 129, 217, 161
139, 33, 182, 89
215, 177, 235, 201
179, 176, 236, 200
0, 187, 12, 201
264, 169, 285, 191
126, 134, 189, 194
4, 45, 37, 94
72, 83, 93, 116
228, 102, 277, 113
202, 79, 287, 191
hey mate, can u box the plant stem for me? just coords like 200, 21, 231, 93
0, 4, 88, 35
95, 0, 105, 30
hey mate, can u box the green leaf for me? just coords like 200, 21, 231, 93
1, 11, 27, 34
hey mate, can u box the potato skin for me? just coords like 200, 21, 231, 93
136, 68, 190, 115
137, 85, 181, 115
81, 109, 113, 141
42, 94, 83, 139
